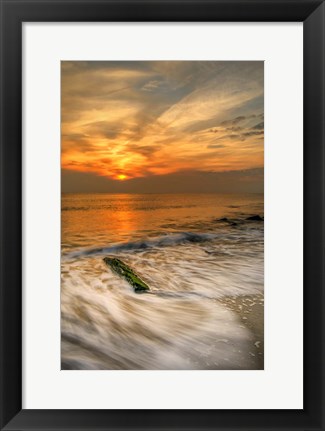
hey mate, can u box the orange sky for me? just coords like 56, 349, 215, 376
62, 61, 264, 191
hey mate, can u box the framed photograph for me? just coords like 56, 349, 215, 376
61, 59, 265, 372
0, 0, 324, 430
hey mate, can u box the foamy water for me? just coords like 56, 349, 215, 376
61, 193, 264, 369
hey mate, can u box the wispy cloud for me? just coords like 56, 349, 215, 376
61, 61, 264, 181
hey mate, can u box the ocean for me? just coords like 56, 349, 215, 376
61, 193, 264, 370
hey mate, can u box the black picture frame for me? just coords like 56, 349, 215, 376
0, 0, 324, 430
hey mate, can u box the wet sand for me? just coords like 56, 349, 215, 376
218, 294, 264, 369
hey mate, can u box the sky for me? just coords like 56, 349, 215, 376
61, 61, 264, 193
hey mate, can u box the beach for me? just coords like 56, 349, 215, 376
219, 294, 264, 369
61, 193, 264, 370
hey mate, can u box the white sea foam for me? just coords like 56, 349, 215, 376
61, 193, 264, 369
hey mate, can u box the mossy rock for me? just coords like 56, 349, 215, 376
103, 257, 150, 293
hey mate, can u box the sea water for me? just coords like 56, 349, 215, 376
61, 193, 264, 370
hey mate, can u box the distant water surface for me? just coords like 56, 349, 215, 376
61, 193, 264, 370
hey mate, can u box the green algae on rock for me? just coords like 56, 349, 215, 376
103, 257, 150, 293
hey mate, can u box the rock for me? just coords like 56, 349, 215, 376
103, 257, 150, 293
246, 215, 263, 221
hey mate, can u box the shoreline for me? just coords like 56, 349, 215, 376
218, 294, 264, 369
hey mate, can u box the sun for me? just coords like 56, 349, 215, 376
117, 174, 127, 181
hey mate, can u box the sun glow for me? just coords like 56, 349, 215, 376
61, 61, 264, 187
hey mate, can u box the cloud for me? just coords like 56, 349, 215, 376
141, 80, 167, 92
207, 144, 226, 149
252, 121, 264, 130
62, 167, 264, 193
242, 130, 264, 137
221, 116, 247, 126
61, 61, 264, 183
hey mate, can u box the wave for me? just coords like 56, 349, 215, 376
63, 231, 218, 260
63, 214, 263, 261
